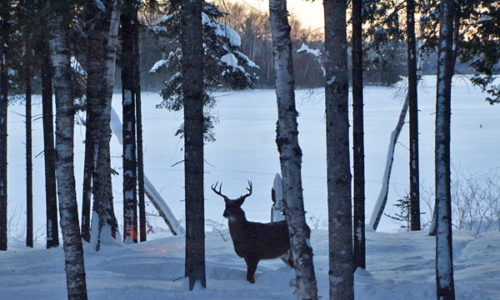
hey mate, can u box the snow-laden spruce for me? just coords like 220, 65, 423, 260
149, 1, 258, 141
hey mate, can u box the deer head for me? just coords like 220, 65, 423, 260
211, 181, 253, 221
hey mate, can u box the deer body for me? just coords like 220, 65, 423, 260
212, 182, 292, 283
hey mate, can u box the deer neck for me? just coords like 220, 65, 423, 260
228, 211, 248, 241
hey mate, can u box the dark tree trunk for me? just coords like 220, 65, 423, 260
49, 1, 88, 298
324, 0, 354, 299
0, 0, 10, 252
407, 0, 421, 231
86, 0, 120, 250
352, 0, 365, 270
120, 0, 139, 243
269, 0, 319, 298
26, 48, 33, 248
40, 34, 60, 248
136, 55, 146, 243
181, 0, 206, 290
81, 109, 93, 242
435, 0, 456, 299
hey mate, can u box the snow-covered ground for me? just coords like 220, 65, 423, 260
1, 230, 499, 299
1, 75, 499, 298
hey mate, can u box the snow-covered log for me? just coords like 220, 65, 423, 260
110, 108, 184, 235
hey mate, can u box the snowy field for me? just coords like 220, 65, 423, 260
1, 75, 499, 298
0, 230, 499, 299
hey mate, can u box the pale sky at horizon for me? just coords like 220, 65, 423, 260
230, 0, 325, 31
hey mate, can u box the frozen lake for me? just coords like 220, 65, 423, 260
5, 75, 500, 240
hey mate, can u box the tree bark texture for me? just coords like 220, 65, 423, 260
269, 0, 319, 299
407, 0, 421, 231
0, 0, 10, 252
435, 0, 456, 299
324, 0, 354, 299
86, 0, 120, 250
351, 0, 365, 270
81, 109, 93, 242
39, 30, 60, 248
181, 0, 206, 290
120, 0, 139, 243
49, 2, 88, 298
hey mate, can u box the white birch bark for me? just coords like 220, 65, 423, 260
269, 0, 318, 298
50, 8, 88, 299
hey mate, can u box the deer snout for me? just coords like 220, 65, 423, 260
223, 209, 230, 218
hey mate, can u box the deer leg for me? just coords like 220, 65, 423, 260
244, 256, 259, 284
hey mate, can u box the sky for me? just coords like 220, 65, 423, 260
230, 0, 325, 31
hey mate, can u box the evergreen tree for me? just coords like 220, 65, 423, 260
351, 0, 366, 270
150, 0, 258, 140
0, 0, 12, 252
324, 0, 354, 299
181, 0, 206, 290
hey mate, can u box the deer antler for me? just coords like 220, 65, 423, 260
240, 180, 253, 200
211, 182, 228, 200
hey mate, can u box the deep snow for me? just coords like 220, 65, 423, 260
0, 230, 499, 299
1, 75, 499, 298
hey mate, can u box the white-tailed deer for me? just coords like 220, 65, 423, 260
211, 181, 293, 283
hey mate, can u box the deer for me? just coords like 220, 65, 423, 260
211, 181, 293, 283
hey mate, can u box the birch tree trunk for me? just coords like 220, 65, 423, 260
435, 0, 456, 298
181, 0, 206, 290
0, 0, 11, 252
49, 1, 88, 298
121, 0, 139, 243
324, 0, 354, 299
86, 0, 120, 250
351, 0, 365, 270
39, 26, 60, 248
407, 0, 421, 231
269, 0, 318, 298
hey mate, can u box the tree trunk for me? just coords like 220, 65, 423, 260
407, 0, 421, 231
352, 0, 365, 270
136, 32, 146, 243
181, 0, 206, 290
269, 0, 319, 299
435, 0, 456, 298
0, 0, 10, 252
369, 96, 409, 230
121, 0, 139, 243
26, 47, 33, 248
49, 3, 88, 298
324, 0, 354, 299
81, 108, 93, 242
39, 29, 60, 248
86, 0, 120, 250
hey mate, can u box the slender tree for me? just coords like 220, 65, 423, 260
0, 0, 11, 252
86, 0, 121, 250
269, 0, 318, 298
81, 109, 93, 242
39, 26, 60, 248
25, 25, 33, 248
135, 34, 146, 243
407, 0, 421, 231
181, 0, 206, 290
352, 0, 365, 269
324, 0, 354, 299
121, 0, 139, 243
435, 0, 456, 298
49, 0, 88, 298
